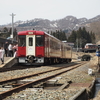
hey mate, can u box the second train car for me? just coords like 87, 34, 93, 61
17, 30, 72, 65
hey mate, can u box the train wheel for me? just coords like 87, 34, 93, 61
44, 58, 51, 65
68, 59, 71, 62
66, 59, 71, 63
56, 58, 59, 64
48, 58, 51, 65
51, 59, 53, 64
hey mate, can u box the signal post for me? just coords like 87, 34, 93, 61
96, 48, 100, 72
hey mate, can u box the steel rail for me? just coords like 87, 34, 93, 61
0, 61, 82, 72
0, 62, 82, 85
0, 62, 87, 99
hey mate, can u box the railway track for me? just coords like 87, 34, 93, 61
0, 65, 35, 72
0, 61, 88, 99
0, 61, 85, 72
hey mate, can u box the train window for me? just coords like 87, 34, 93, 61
36, 35, 44, 46
18, 35, 26, 46
29, 37, 33, 46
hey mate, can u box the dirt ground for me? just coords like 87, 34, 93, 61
72, 51, 98, 69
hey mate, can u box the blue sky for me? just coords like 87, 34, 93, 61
0, 0, 100, 25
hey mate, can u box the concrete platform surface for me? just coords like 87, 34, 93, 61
0, 57, 16, 68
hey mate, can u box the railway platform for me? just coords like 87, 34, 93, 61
0, 57, 17, 68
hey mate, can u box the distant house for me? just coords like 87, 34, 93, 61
67, 42, 74, 47
62, 41, 74, 48
0, 38, 8, 47
0, 38, 13, 47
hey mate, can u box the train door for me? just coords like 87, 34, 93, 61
26, 35, 35, 56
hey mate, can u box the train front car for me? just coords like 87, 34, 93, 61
17, 30, 45, 65
17, 30, 72, 65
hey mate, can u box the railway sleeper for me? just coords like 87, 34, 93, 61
0, 81, 17, 88
32, 82, 45, 88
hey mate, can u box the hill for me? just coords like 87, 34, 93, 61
0, 15, 100, 42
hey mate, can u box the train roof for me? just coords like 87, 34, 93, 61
18, 30, 61, 41
18, 30, 45, 35
18, 30, 69, 45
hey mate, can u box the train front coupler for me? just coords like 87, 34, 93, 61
26, 55, 37, 63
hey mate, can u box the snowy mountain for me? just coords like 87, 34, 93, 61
1, 15, 100, 34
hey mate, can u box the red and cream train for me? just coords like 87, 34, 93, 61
17, 30, 72, 65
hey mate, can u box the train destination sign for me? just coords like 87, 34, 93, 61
28, 32, 34, 34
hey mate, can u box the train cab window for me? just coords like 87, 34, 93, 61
36, 35, 44, 46
29, 37, 33, 46
18, 35, 26, 47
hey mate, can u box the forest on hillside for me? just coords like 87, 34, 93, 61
0, 27, 17, 40
50, 27, 95, 48
0, 27, 96, 48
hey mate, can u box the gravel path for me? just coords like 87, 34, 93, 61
0, 66, 58, 81
3, 61, 94, 100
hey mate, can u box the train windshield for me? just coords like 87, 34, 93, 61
18, 35, 26, 47
29, 37, 33, 46
36, 35, 44, 46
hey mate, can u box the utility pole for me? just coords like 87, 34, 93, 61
76, 38, 78, 52
10, 13, 16, 42
80, 38, 82, 49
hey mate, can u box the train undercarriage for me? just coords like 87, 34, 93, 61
17, 56, 72, 66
